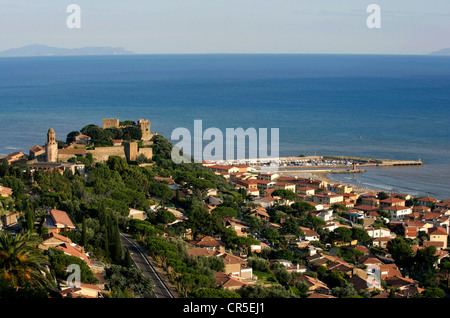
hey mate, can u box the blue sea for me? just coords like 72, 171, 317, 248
1, 54, 450, 198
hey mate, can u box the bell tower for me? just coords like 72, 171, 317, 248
46, 128, 58, 162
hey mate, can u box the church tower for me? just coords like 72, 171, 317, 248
46, 128, 58, 162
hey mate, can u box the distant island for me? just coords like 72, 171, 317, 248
428, 48, 450, 56
0, 44, 135, 57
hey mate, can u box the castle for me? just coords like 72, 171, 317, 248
40, 118, 154, 164
102, 118, 152, 142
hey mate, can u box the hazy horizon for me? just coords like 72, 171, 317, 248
0, 0, 449, 55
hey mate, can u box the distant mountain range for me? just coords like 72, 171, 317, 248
0, 44, 135, 57
428, 48, 450, 56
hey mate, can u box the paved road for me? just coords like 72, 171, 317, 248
120, 233, 175, 298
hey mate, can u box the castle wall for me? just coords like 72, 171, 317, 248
138, 147, 153, 160
102, 118, 119, 129
87, 146, 126, 163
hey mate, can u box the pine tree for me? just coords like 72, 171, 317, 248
81, 216, 87, 247
24, 201, 34, 232
124, 247, 132, 268
112, 219, 123, 263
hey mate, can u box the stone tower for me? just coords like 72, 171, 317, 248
46, 128, 58, 162
138, 119, 151, 141
124, 141, 138, 161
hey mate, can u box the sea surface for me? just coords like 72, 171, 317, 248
0, 54, 450, 198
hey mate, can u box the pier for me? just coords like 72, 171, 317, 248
210, 155, 423, 168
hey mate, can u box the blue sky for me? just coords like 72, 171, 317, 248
0, 0, 449, 54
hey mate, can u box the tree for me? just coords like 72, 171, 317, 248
272, 189, 297, 205
414, 245, 439, 271
149, 183, 174, 204
124, 248, 132, 268
377, 192, 390, 200
0, 232, 52, 289
332, 227, 353, 244
281, 217, 304, 237
387, 237, 414, 269
66, 131, 80, 144
291, 201, 316, 215
351, 227, 371, 243
190, 288, 240, 298
155, 209, 176, 225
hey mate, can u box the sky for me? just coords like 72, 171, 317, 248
0, 0, 449, 54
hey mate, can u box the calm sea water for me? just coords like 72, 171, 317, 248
1, 54, 450, 198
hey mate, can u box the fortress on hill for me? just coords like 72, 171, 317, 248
37, 118, 155, 165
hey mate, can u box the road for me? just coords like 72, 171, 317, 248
120, 233, 175, 298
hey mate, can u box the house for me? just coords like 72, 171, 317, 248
310, 209, 333, 222
412, 205, 431, 215
56, 242, 91, 267
327, 184, 352, 194
371, 237, 394, 249
248, 206, 270, 221
1, 212, 18, 227
361, 197, 380, 207
358, 255, 384, 266
354, 205, 380, 214
382, 205, 412, 221
28, 145, 46, 160
42, 209, 76, 234
0, 186, 13, 198
380, 197, 406, 208
365, 226, 392, 239
254, 179, 276, 189
428, 227, 448, 249
297, 186, 315, 196
299, 227, 320, 242
348, 274, 381, 292
39, 232, 74, 250
252, 196, 276, 208
235, 179, 260, 196
205, 196, 223, 206
128, 208, 147, 220
417, 196, 439, 207
214, 250, 252, 279
384, 275, 420, 294
209, 164, 240, 175
402, 221, 420, 239
296, 178, 328, 190
312, 193, 344, 205
257, 172, 279, 181
274, 182, 296, 192
225, 218, 249, 237
4, 151, 27, 165
74, 134, 91, 144
379, 264, 402, 280
292, 275, 331, 295
215, 272, 248, 291
250, 241, 270, 253
187, 236, 226, 252
60, 281, 102, 298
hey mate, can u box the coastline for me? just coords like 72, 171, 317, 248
278, 170, 380, 195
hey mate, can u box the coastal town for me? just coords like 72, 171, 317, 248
1, 118, 450, 299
